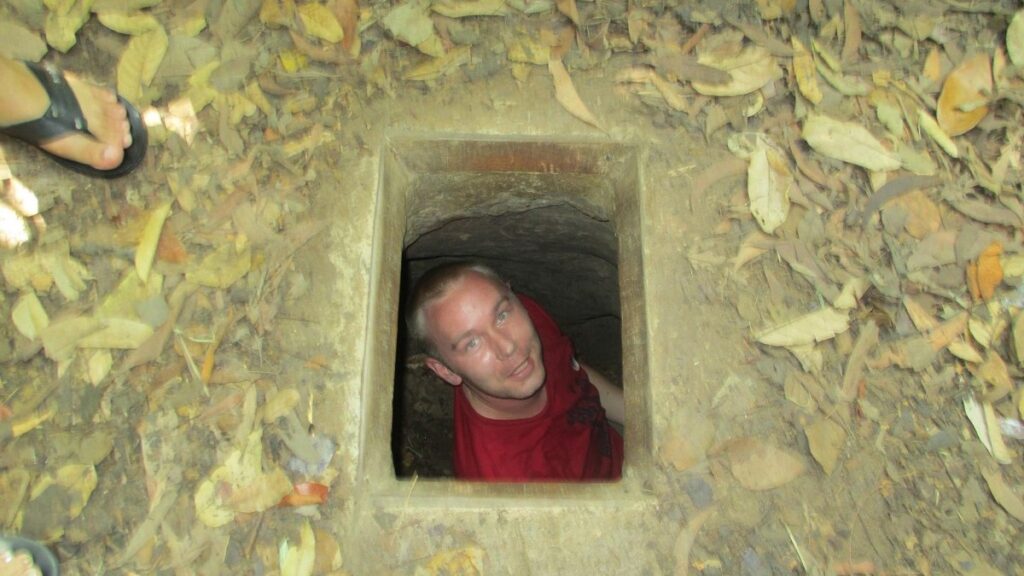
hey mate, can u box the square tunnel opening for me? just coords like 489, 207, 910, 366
361, 136, 652, 502
394, 203, 623, 478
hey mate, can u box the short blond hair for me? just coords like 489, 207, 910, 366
406, 262, 505, 357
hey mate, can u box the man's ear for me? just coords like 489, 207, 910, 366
425, 357, 463, 387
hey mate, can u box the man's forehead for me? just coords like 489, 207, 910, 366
425, 273, 507, 326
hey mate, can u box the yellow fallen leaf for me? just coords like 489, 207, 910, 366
0, 21, 48, 62
1009, 10, 1024, 66
414, 547, 484, 576
278, 50, 310, 73
78, 318, 155, 349
506, 35, 550, 65
298, 2, 344, 43
88, 350, 114, 385
693, 45, 780, 97
791, 36, 822, 104
937, 53, 992, 137
11, 291, 50, 341
194, 430, 292, 527
922, 46, 943, 83
747, 140, 792, 234
44, 0, 91, 52
135, 201, 172, 283
97, 10, 162, 34
279, 522, 316, 576
404, 45, 471, 81
116, 25, 169, 105
260, 0, 295, 27
548, 59, 603, 130
381, 0, 444, 56
186, 60, 222, 113
96, 268, 163, 317
186, 243, 253, 288
801, 113, 902, 172
918, 109, 959, 158
432, 0, 510, 17
755, 307, 850, 347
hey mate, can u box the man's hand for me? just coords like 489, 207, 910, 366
580, 361, 624, 426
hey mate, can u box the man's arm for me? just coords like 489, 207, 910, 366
580, 362, 624, 426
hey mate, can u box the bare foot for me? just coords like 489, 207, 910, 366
0, 58, 132, 171
0, 549, 42, 576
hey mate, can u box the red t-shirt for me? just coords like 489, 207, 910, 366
452, 294, 624, 481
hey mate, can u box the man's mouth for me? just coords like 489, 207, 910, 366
508, 357, 533, 380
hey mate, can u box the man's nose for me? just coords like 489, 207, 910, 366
494, 329, 516, 358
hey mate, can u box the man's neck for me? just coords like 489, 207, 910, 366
463, 385, 548, 420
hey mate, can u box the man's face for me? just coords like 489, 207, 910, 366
422, 272, 546, 417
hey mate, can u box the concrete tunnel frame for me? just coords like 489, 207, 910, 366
359, 135, 654, 505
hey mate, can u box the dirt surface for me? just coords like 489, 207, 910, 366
2, 0, 1024, 574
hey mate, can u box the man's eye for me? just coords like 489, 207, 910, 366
465, 338, 480, 351
497, 310, 509, 323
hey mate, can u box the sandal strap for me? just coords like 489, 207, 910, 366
1, 61, 93, 144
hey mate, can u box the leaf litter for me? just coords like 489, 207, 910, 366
1, 0, 1023, 573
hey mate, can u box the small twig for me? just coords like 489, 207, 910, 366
680, 23, 711, 56
245, 511, 265, 560
783, 521, 809, 573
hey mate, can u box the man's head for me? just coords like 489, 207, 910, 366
406, 263, 546, 419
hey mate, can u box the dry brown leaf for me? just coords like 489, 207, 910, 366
805, 417, 846, 475
548, 59, 603, 130
927, 311, 968, 351
967, 241, 1003, 301
404, 45, 471, 81
755, 307, 849, 347
937, 54, 992, 137
802, 113, 902, 172
885, 188, 941, 239
975, 351, 1013, 402
747, 140, 792, 234
692, 45, 780, 96
754, 0, 795, 20
842, 0, 861, 63
673, 507, 714, 576
555, 0, 579, 26
839, 320, 878, 402
732, 230, 773, 271
724, 437, 806, 491
981, 468, 1024, 522
903, 295, 938, 332
330, 0, 360, 53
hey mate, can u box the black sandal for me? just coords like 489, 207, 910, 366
0, 61, 147, 179
0, 535, 59, 576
